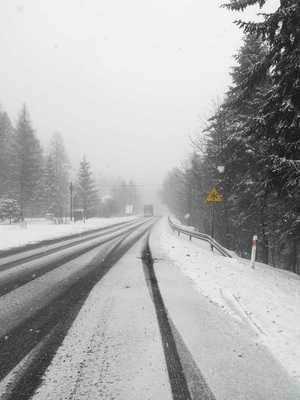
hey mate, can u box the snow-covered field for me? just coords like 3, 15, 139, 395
0, 217, 137, 251
152, 218, 300, 385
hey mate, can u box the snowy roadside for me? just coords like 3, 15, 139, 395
151, 218, 300, 384
0, 216, 137, 251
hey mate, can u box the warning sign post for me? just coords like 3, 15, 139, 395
206, 187, 223, 251
206, 187, 223, 203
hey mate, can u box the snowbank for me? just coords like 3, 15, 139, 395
0, 216, 137, 251
151, 218, 300, 384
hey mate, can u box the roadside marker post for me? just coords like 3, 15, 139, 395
250, 235, 258, 269
184, 213, 192, 240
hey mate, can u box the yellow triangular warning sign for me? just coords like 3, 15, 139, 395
206, 187, 223, 203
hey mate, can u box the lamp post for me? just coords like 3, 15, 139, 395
69, 182, 73, 222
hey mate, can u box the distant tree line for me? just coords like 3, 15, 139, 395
162, 0, 300, 274
0, 105, 140, 222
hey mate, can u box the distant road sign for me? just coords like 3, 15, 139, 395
206, 187, 223, 203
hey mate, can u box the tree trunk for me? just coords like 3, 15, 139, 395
288, 238, 298, 273
259, 203, 269, 264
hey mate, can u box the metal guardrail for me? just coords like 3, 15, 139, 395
168, 217, 232, 258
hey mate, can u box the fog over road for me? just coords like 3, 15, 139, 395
0, 0, 279, 195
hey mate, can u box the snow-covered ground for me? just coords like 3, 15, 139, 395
151, 218, 300, 386
0, 216, 137, 251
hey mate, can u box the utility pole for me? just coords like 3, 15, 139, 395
69, 182, 73, 222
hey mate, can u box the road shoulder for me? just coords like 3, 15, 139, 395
149, 221, 300, 399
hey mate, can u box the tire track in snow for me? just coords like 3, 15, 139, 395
143, 238, 216, 400
142, 240, 192, 400
0, 218, 140, 260
0, 219, 148, 297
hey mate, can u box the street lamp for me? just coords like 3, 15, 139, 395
217, 165, 225, 174
69, 182, 73, 222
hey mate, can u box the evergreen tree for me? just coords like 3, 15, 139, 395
50, 133, 69, 217
76, 156, 98, 219
223, 0, 300, 195
40, 154, 59, 216
42, 132, 70, 219
197, 35, 284, 261
223, 0, 300, 270
13, 105, 43, 219
0, 198, 20, 224
0, 110, 15, 197
162, 1, 300, 273
225, 35, 272, 259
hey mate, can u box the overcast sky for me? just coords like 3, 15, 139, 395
0, 0, 278, 200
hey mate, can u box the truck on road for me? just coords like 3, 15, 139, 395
143, 204, 154, 217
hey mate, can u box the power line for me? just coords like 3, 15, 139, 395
94, 183, 163, 188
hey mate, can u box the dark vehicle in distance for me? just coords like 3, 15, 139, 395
143, 204, 154, 217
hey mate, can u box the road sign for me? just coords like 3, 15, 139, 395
206, 187, 223, 203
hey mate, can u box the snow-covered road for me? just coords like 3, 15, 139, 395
0, 218, 155, 399
0, 216, 137, 252
32, 237, 172, 400
0, 218, 146, 297
1, 216, 299, 399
